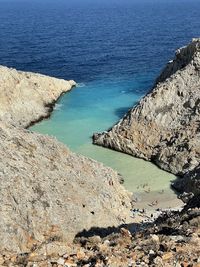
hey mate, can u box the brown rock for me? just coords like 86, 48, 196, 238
64, 259, 77, 267
162, 252, 173, 261
120, 228, 132, 238
76, 250, 86, 260
0, 256, 4, 265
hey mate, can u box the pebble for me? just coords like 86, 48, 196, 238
120, 227, 132, 238
76, 250, 86, 260
64, 261, 77, 267
0, 256, 4, 265
151, 234, 159, 243
1, 208, 200, 267
149, 250, 155, 255
103, 240, 110, 246
57, 258, 65, 265
154, 256, 163, 265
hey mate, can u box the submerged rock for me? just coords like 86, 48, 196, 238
0, 65, 76, 128
93, 38, 200, 193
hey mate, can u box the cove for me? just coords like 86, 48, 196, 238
31, 76, 181, 209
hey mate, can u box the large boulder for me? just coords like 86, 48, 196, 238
93, 39, 200, 178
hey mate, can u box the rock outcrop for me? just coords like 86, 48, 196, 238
0, 65, 76, 128
93, 39, 200, 191
173, 164, 200, 195
0, 121, 131, 253
0, 66, 131, 253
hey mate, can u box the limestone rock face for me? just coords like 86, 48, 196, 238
0, 65, 76, 127
0, 66, 131, 253
93, 39, 200, 178
0, 121, 131, 253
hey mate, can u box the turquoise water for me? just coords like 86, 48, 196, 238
31, 77, 178, 204
33, 78, 141, 149
2, 0, 198, 207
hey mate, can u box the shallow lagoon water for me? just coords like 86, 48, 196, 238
31, 77, 179, 207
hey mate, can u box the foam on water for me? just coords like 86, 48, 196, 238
76, 83, 86, 88
54, 103, 63, 111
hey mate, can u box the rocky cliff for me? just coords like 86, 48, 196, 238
0, 66, 131, 254
93, 38, 200, 194
0, 65, 76, 128
1, 46, 200, 267
0, 121, 131, 253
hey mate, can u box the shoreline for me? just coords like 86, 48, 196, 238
31, 92, 183, 213
0, 65, 76, 128
26, 87, 76, 129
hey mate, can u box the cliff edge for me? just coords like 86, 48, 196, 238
0, 66, 131, 253
0, 65, 76, 128
93, 38, 200, 194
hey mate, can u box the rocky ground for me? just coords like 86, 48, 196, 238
1, 206, 200, 267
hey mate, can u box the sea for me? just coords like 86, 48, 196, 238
1, 0, 200, 208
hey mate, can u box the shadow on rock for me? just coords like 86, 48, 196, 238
74, 221, 150, 241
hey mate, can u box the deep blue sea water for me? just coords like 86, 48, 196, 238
1, 0, 200, 206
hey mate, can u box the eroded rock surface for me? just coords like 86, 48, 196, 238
0, 65, 76, 127
93, 39, 200, 190
0, 121, 131, 253
0, 67, 132, 254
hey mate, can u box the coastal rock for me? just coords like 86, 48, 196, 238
0, 121, 131, 253
93, 38, 200, 185
173, 165, 200, 195
0, 65, 76, 128
0, 66, 131, 254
